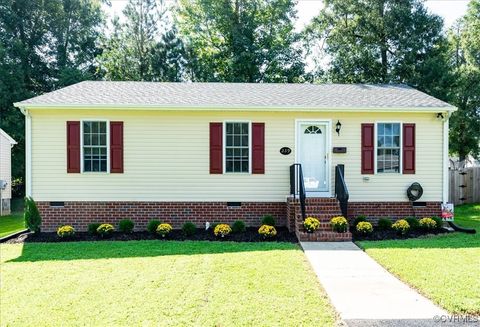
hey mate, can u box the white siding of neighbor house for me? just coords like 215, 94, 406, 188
29, 109, 444, 202
0, 132, 13, 199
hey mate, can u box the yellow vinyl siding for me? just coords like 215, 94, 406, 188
30, 109, 443, 202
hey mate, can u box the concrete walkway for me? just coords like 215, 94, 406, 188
301, 242, 447, 325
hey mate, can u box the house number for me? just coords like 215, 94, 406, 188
279, 147, 292, 155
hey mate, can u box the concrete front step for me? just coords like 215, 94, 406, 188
297, 230, 352, 242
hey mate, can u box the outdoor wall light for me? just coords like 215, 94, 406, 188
335, 120, 342, 135
436, 113, 444, 119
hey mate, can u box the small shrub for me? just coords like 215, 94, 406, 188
156, 223, 173, 238
258, 225, 277, 238
88, 223, 101, 235
97, 224, 114, 237
304, 217, 320, 233
261, 215, 275, 226
356, 221, 373, 234
392, 219, 410, 235
405, 217, 419, 230
214, 224, 232, 237
147, 220, 161, 234
432, 216, 443, 230
24, 196, 41, 233
377, 218, 392, 230
119, 219, 134, 233
353, 215, 367, 227
330, 216, 348, 233
232, 220, 246, 233
419, 217, 437, 231
182, 222, 197, 236
57, 225, 75, 239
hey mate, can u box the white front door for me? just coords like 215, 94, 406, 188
297, 122, 329, 194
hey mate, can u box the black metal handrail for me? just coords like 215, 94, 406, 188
335, 164, 349, 217
290, 163, 306, 220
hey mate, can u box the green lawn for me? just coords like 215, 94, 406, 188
358, 203, 480, 315
0, 212, 25, 238
0, 241, 337, 326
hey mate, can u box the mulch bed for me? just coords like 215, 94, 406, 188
352, 228, 450, 241
3, 227, 298, 244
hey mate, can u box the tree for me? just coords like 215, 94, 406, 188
176, 0, 306, 82
447, 0, 480, 160
305, 0, 445, 88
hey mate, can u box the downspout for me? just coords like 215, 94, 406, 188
442, 112, 450, 204
19, 107, 32, 197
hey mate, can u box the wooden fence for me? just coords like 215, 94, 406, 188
449, 166, 480, 205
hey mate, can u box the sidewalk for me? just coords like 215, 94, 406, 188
301, 242, 447, 325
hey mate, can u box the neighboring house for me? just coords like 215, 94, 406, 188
14, 82, 456, 240
0, 129, 17, 215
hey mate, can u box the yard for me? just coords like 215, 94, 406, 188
0, 199, 25, 238
358, 203, 480, 315
0, 241, 337, 326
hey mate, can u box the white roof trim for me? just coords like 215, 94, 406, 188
0, 128, 17, 145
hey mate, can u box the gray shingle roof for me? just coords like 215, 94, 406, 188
15, 81, 455, 110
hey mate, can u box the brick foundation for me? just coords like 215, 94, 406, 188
37, 201, 286, 232
348, 201, 442, 223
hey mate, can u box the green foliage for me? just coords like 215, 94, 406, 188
96, 224, 114, 237
304, 217, 321, 233
330, 216, 348, 233
377, 218, 393, 231
356, 221, 373, 234
147, 220, 161, 234
182, 222, 197, 236
88, 223, 101, 235
392, 219, 410, 235
405, 217, 420, 230
156, 223, 173, 238
261, 215, 275, 227
232, 220, 246, 233
57, 225, 75, 239
214, 224, 232, 237
118, 219, 134, 233
258, 225, 277, 238
24, 197, 41, 233
432, 216, 444, 230
353, 216, 367, 227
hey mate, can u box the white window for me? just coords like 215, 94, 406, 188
377, 123, 401, 173
83, 121, 108, 172
225, 122, 250, 173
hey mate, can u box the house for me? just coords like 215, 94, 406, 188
0, 128, 17, 215
14, 82, 456, 240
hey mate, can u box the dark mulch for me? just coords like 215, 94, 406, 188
4, 227, 297, 244
352, 227, 449, 241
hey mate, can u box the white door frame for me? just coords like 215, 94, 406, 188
295, 119, 332, 197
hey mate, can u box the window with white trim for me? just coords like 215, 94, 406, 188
225, 122, 250, 173
377, 123, 400, 173
83, 121, 107, 172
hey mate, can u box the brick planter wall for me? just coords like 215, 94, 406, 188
348, 201, 442, 223
37, 201, 286, 232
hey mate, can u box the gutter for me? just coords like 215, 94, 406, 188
19, 107, 32, 197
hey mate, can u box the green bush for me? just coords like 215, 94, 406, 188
119, 219, 134, 233
330, 216, 348, 233
353, 215, 367, 227
304, 217, 321, 233
356, 221, 373, 234
87, 223, 101, 235
97, 224, 114, 237
24, 196, 41, 233
261, 215, 275, 226
419, 217, 437, 231
147, 220, 161, 234
57, 225, 75, 239
156, 223, 173, 238
432, 216, 443, 230
232, 220, 246, 233
392, 219, 410, 235
377, 218, 392, 230
405, 217, 419, 230
182, 222, 197, 236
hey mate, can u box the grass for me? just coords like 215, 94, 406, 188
358, 203, 480, 315
0, 198, 25, 238
0, 241, 337, 326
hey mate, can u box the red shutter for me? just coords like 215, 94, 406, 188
403, 123, 415, 174
210, 123, 223, 174
110, 122, 124, 173
252, 123, 265, 174
361, 123, 375, 174
66, 121, 81, 173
